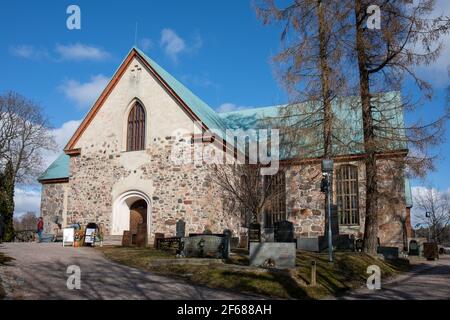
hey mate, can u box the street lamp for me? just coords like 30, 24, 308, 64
425, 212, 432, 242
321, 159, 334, 262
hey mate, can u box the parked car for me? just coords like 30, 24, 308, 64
438, 246, 450, 255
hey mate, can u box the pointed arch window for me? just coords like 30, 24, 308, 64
127, 102, 146, 152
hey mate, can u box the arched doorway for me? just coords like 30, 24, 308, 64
112, 191, 151, 245
129, 199, 147, 245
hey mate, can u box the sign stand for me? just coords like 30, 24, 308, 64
62, 228, 75, 247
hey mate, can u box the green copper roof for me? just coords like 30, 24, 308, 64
219, 91, 407, 159
39, 48, 408, 182
38, 153, 70, 182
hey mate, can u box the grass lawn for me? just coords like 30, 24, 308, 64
99, 246, 410, 299
0, 251, 13, 299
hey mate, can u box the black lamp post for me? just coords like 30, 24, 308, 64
321, 159, 334, 262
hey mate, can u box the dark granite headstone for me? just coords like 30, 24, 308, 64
176, 219, 186, 238
154, 233, 165, 249
249, 223, 261, 243
408, 240, 420, 256
274, 221, 294, 243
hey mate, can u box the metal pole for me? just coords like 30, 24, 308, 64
327, 174, 333, 262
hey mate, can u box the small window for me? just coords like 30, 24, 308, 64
336, 165, 360, 225
127, 102, 146, 151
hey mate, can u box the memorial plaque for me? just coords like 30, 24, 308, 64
176, 219, 186, 238
122, 231, 132, 247
274, 221, 294, 243
157, 237, 182, 251
249, 223, 261, 243
182, 235, 228, 259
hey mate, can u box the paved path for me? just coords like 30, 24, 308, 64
331, 255, 450, 300
0, 243, 256, 300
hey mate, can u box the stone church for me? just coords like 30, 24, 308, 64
39, 48, 413, 247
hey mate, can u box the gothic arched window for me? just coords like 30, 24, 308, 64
127, 102, 146, 152
336, 165, 360, 225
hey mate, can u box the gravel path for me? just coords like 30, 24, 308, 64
0, 243, 256, 300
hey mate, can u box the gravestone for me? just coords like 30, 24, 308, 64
122, 231, 132, 247
182, 235, 228, 259
249, 223, 261, 243
409, 240, 419, 256
274, 221, 295, 243
297, 237, 320, 252
154, 233, 165, 249
176, 219, 186, 238
249, 242, 296, 269
239, 235, 248, 248
409, 240, 420, 255
223, 229, 232, 256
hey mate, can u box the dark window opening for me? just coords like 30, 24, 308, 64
127, 102, 146, 152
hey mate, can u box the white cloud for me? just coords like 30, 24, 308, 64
217, 103, 252, 113
55, 43, 110, 61
42, 119, 82, 167
414, 0, 450, 86
160, 29, 203, 62
14, 187, 41, 218
139, 38, 153, 51
160, 28, 186, 62
59, 74, 109, 108
9, 45, 49, 60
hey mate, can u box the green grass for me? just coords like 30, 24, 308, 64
0, 252, 14, 300
98, 246, 174, 269
99, 246, 410, 299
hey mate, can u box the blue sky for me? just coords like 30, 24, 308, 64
0, 1, 448, 217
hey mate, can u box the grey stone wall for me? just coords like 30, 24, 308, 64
40, 182, 68, 234
66, 137, 242, 242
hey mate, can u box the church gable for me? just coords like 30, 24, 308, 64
65, 48, 227, 155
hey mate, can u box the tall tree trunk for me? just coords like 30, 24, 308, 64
317, 0, 332, 159
317, 0, 334, 239
354, 0, 378, 255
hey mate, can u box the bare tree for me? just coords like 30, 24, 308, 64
352, 0, 449, 254
13, 212, 38, 231
414, 187, 450, 244
0, 91, 56, 241
255, 0, 350, 159
211, 163, 286, 234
